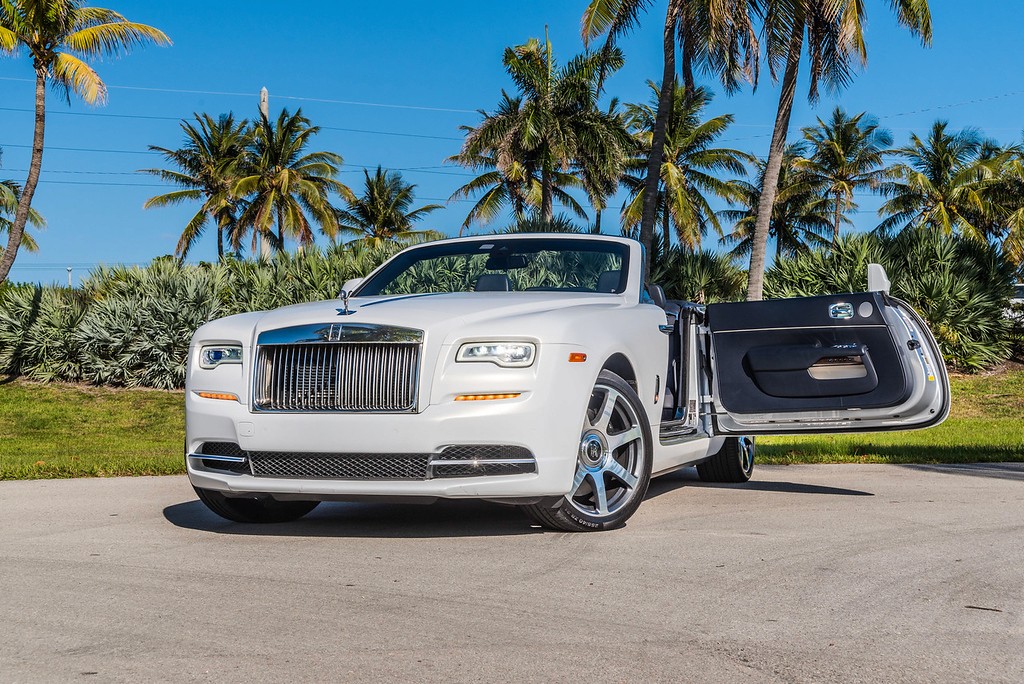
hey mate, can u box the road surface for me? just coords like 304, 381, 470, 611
1, 464, 1022, 682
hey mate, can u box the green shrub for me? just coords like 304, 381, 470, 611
75, 261, 226, 389
652, 248, 746, 303
766, 229, 1016, 371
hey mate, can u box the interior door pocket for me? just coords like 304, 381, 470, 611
745, 343, 878, 398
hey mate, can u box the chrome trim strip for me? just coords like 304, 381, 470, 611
257, 323, 424, 346
427, 458, 536, 466
187, 452, 246, 464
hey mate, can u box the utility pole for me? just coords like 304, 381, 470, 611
258, 86, 273, 259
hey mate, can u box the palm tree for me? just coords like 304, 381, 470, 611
745, 0, 932, 301
622, 82, 753, 252
0, 1, 170, 283
722, 144, 832, 260
982, 144, 1024, 265
234, 108, 351, 255
142, 113, 250, 260
447, 107, 587, 236
1, 180, 44, 252
582, 0, 759, 267
451, 31, 632, 226
795, 107, 893, 243
876, 121, 994, 241
336, 167, 443, 246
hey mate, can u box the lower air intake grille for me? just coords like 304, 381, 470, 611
202, 444, 536, 480
249, 453, 431, 480
198, 442, 249, 473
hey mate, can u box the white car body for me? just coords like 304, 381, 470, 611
185, 234, 950, 530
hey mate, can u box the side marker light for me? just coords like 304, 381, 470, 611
568, 353, 588, 363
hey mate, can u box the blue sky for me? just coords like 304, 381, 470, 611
2, 1, 1022, 285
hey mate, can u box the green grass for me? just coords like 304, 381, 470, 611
0, 381, 184, 479
0, 370, 1020, 479
759, 369, 1024, 464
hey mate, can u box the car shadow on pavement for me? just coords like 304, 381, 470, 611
645, 468, 874, 499
163, 498, 545, 538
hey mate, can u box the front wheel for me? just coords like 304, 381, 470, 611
194, 486, 320, 523
696, 436, 754, 483
524, 370, 652, 532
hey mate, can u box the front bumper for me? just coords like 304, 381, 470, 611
185, 385, 586, 501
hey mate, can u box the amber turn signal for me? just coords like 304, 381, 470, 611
568, 352, 588, 363
195, 391, 239, 401
454, 393, 521, 401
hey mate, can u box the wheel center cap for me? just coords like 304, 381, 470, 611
580, 433, 606, 467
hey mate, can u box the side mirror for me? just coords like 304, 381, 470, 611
340, 277, 363, 297
867, 264, 891, 295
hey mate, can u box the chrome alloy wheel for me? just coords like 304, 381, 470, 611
566, 381, 646, 518
738, 436, 755, 477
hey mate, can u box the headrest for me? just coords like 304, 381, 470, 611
475, 274, 512, 292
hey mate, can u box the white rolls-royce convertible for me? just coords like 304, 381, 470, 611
185, 234, 949, 531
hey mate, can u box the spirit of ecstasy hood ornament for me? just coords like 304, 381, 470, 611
337, 290, 354, 316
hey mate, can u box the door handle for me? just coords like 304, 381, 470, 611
829, 302, 854, 320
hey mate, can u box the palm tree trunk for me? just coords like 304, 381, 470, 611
0, 69, 46, 284
541, 164, 553, 221
276, 206, 284, 249
833, 190, 842, 245
638, 3, 680, 272
746, 22, 804, 302
215, 213, 224, 260
662, 207, 671, 256
593, 209, 602, 234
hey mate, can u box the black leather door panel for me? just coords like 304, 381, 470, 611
708, 293, 910, 414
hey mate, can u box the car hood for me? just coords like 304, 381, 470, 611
250, 291, 623, 344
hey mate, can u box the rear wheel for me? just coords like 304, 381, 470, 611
696, 436, 755, 483
524, 370, 652, 532
194, 486, 320, 523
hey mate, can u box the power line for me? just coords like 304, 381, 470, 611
0, 76, 477, 114
0, 106, 463, 141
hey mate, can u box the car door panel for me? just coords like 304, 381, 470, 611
707, 292, 949, 435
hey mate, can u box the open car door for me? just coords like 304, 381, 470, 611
706, 273, 949, 435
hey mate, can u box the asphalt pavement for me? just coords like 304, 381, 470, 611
1, 464, 1022, 682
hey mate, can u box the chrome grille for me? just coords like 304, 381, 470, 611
254, 341, 420, 412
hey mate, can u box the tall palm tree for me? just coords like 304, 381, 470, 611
448, 100, 587, 236
722, 144, 832, 260
795, 107, 893, 243
0, 0, 170, 283
451, 31, 632, 225
141, 113, 250, 260
876, 121, 994, 241
1, 179, 44, 252
745, 0, 932, 301
336, 167, 443, 247
622, 82, 753, 252
234, 108, 351, 256
582, 0, 759, 268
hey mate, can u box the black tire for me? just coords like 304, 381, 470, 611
194, 486, 320, 523
696, 436, 755, 483
524, 370, 653, 532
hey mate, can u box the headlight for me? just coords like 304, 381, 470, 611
456, 342, 536, 368
199, 345, 243, 369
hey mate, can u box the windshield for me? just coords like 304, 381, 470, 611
356, 238, 630, 296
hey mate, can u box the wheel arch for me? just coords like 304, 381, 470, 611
600, 353, 638, 393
